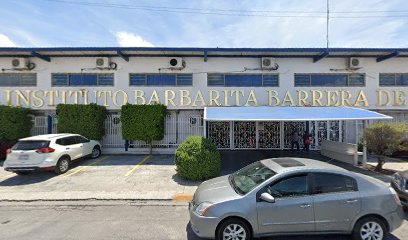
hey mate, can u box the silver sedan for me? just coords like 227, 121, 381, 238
189, 158, 404, 240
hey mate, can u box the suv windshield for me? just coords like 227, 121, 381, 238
229, 161, 276, 195
13, 141, 50, 150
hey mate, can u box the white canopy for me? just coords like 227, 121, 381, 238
204, 106, 392, 121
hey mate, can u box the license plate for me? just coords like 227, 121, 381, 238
18, 155, 29, 160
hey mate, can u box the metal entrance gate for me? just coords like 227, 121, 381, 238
207, 120, 345, 150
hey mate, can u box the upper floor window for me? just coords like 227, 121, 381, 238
0, 73, 36, 86
52, 73, 114, 86
379, 73, 408, 86
129, 73, 192, 86
208, 74, 279, 87
294, 73, 365, 87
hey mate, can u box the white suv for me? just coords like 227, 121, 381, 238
3, 134, 102, 175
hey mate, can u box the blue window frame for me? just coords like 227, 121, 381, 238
52, 73, 114, 86
207, 74, 279, 87
379, 73, 408, 86
294, 74, 365, 87
0, 73, 36, 86
129, 73, 192, 86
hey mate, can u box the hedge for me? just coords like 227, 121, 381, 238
175, 136, 221, 181
56, 104, 107, 140
0, 106, 32, 141
120, 104, 168, 148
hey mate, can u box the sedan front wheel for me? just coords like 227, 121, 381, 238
216, 218, 251, 240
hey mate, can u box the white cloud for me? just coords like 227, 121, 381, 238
115, 31, 154, 47
0, 33, 17, 47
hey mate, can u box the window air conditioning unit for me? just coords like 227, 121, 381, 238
96, 57, 110, 68
261, 57, 278, 70
11, 58, 28, 69
168, 57, 185, 69
349, 57, 362, 69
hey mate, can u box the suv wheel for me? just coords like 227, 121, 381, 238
352, 216, 388, 240
91, 146, 101, 159
216, 218, 251, 240
55, 157, 70, 175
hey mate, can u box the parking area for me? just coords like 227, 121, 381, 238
0, 155, 199, 201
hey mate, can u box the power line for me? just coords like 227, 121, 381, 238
41, 0, 408, 19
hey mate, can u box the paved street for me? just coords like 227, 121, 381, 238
0, 202, 407, 240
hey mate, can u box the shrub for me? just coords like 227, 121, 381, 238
365, 122, 408, 170
56, 104, 107, 140
0, 106, 32, 141
175, 136, 221, 181
121, 104, 168, 153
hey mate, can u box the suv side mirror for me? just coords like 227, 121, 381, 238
260, 192, 275, 203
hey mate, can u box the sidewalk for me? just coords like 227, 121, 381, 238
366, 155, 408, 173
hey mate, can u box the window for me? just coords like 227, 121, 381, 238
129, 73, 192, 86
312, 173, 357, 194
75, 136, 89, 143
0, 73, 36, 86
12, 141, 49, 150
379, 73, 408, 86
230, 161, 276, 195
294, 74, 365, 87
56, 137, 77, 146
52, 73, 114, 86
266, 174, 308, 198
207, 74, 279, 87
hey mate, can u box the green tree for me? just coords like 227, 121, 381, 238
364, 122, 407, 171
120, 104, 168, 154
56, 104, 107, 140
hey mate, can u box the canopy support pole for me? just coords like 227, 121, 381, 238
362, 120, 368, 168
354, 120, 359, 166
203, 119, 207, 138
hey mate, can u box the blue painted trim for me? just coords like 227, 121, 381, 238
117, 50, 129, 62
31, 51, 51, 62
1, 47, 408, 53
376, 51, 400, 62
47, 116, 52, 134
313, 52, 329, 63
2, 54, 408, 59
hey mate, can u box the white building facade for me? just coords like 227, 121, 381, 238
0, 47, 407, 153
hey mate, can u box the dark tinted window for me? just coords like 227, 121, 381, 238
295, 74, 365, 87
0, 73, 37, 86
56, 137, 76, 146
312, 173, 357, 194
13, 141, 49, 150
76, 136, 89, 143
266, 174, 308, 198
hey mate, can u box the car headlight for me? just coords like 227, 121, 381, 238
194, 202, 213, 216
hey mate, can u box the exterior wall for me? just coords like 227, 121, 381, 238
1, 56, 408, 110
2, 55, 408, 150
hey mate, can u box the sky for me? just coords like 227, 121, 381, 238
1, 0, 408, 48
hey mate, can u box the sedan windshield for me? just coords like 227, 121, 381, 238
229, 161, 276, 195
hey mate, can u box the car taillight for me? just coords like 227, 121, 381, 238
6, 148, 12, 154
36, 147, 55, 154
389, 187, 402, 206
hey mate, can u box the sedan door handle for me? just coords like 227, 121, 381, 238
346, 199, 359, 204
66, 148, 70, 150
300, 204, 311, 208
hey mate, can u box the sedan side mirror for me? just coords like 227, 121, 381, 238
260, 192, 275, 203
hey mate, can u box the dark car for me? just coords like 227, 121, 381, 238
391, 170, 408, 209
